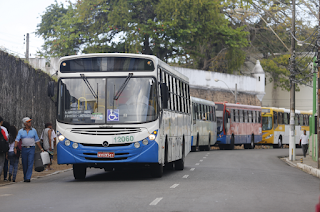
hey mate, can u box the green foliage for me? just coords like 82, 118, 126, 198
36, 0, 249, 73
261, 54, 313, 91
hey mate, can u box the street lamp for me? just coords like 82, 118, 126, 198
214, 79, 237, 103
234, 8, 290, 52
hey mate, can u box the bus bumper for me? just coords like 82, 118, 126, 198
57, 140, 159, 164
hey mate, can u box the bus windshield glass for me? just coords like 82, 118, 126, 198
58, 77, 157, 124
262, 116, 273, 130
60, 57, 155, 72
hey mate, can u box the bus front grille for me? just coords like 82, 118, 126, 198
81, 143, 132, 147
70, 127, 142, 136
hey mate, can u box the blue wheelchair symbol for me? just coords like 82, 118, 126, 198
107, 109, 119, 121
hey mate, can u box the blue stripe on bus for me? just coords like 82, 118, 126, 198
57, 140, 159, 164
216, 134, 262, 145
191, 136, 194, 146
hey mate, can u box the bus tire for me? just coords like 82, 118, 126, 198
205, 134, 211, 151
150, 163, 163, 178
219, 145, 225, 150
250, 135, 255, 149
228, 135, 234, 150
175, 140, 185, 170
244, 144, 249, 149
73, 164, 87, 180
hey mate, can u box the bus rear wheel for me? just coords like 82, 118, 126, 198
175, 140, 185, 170
205, 134, 211, 151
73, 164, 87, 180
250, 136, 255, 149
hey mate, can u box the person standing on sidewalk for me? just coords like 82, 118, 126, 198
14, 117, 44, 182
300, 130, 309, 158
0, 117, 8, 180
7, 125, 18, 182
40, 123, 54, 170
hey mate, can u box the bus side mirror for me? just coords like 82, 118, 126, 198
160, 83, 169, 109
48, 81, 55, 97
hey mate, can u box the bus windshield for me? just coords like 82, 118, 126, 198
58, 77, 157, 124
262, 116, 272, 130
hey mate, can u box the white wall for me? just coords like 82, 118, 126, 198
262, 74, 314, 111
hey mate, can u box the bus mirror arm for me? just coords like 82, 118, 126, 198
160, 83, 169, 109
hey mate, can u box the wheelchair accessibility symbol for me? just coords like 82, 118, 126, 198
107, 109, 119, 121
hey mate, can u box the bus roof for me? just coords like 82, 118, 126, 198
215, 102, 261, 110
58, 53, 189, 82
191, 96, 215, 106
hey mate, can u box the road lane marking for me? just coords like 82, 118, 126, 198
183, 175, 189, 178
190, 168, 195, 171
0, 194, 12, 197
150, 197, 163, 205
195, 163, 200, 165
200, 160, 203, 162
170, 184, 179, 188
203, 157, 207, 158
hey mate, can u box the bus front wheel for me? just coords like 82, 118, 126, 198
150, 163, 163, 178
73, 164, 87, 180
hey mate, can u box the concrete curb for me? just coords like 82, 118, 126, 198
283, 158, 320, 179
285, 158, 297, 168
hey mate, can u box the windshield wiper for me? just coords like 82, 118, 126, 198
80, 74, 98, 99
80, 74, 99, 111
113, 73, 133, 100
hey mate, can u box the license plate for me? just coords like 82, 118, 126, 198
97, 152, 115, 158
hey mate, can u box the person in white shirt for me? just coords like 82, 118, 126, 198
300, 130, 309, 158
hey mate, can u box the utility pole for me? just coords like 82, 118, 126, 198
25, 33, 29, 61
289, 0, 296, 161
235, 83, 237, 104
317, 1, 320, 168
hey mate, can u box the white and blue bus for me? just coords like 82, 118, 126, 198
191, 97, 217, 151
48, 53, 191, 179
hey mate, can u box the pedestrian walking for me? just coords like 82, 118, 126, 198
40, 123, 55, 170
300, 130, 309, 158
14, 117, 43, 182
2, 121, 10, 181
0, 117, 8, 180
7, 125, 18, 182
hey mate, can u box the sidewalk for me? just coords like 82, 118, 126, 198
282, 154, 320, 179
0, 154, 72, 186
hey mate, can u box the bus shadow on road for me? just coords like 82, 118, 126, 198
70, 167, 178, 182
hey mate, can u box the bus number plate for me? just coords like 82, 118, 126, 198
97, 152, 115, 158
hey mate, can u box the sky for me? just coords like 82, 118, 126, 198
0, 0, 73, 58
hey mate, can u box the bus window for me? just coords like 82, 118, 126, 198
295, 114, 299, 125
273, 111, 278, 129
192, 103, 196, 120
243, 110, 245, 123
245, 111, 248, 123
233, 109, 236, 122
259, 112, 261, 123
299, 114, 303, 126
284, 113, 288, 125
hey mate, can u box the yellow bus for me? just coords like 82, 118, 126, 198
261, 107, 311, 148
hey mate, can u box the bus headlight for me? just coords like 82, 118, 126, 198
134, 142, 140, 148
65, 140, 71, 146
265, 134, 273, 139
142, 139, 149, 145
72, 142, 79, 149
59, 135, 65, 141
148, 134, 156, 141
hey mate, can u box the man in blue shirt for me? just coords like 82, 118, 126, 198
14, 117, 43, 182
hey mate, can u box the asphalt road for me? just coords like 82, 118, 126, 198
0, 148, 318, 212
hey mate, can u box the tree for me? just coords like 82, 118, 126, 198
36, 0, 249, 73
